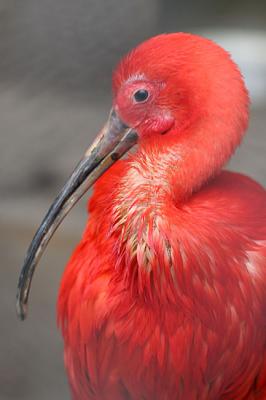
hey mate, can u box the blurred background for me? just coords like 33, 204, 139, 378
0, 0, 265, 399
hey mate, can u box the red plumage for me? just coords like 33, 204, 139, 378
57, 33, 266, 399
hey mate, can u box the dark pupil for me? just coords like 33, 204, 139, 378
134, 89, 149, 102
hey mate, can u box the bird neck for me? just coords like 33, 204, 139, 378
110, 117, 245, 304
134, 113, 243, 201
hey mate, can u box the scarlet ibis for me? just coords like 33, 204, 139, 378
17, 33, 266, 399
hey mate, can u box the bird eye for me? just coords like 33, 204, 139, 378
133, 89, 149, 103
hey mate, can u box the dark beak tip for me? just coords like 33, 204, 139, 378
16, 298, 27, 321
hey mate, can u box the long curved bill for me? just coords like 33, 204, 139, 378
16, 109, 138, 320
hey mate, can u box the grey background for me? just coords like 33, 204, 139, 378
0, 0, 265, 399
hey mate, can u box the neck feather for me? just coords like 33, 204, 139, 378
110, 113, 246, 303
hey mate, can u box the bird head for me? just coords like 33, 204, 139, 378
112, 33, 248, 142
16, 33, 249, 319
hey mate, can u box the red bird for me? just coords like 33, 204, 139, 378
17, 33, 266, 399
